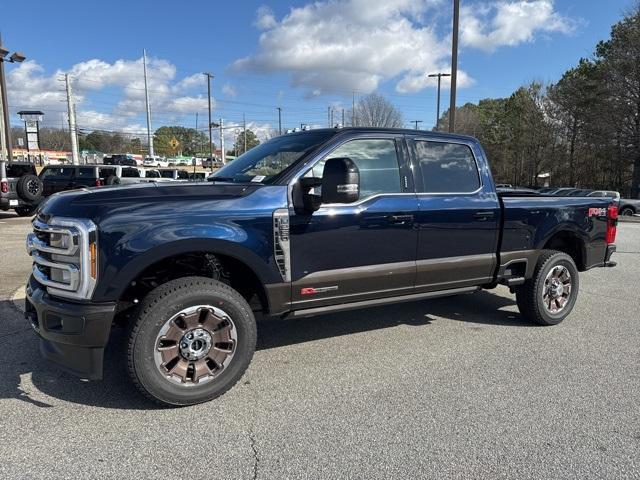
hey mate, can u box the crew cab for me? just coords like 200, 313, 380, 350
24, 128, 618, 406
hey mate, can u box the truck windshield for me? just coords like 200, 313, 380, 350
209, 131, 335, 184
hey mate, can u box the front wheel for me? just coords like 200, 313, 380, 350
128, 276, 257, 406
515, 250, 579, 326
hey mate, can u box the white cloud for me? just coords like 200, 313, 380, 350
460, 0, 576, 53
6, 56, 211, 133
233, 0, 576, 94
222, 83, 237, 97
255, 6, 278, 30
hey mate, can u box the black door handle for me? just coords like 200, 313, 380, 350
387, 214, 414, 224
473, 210, 495, 220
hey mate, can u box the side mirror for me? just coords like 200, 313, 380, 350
292, 157, 360, 214
321, 157, 359, 204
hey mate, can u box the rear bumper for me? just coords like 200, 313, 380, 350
25, 277, 116, 380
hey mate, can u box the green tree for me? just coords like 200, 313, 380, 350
231, 129, 260, 156
154, 126, 210, 156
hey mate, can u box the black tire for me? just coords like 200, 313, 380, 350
620, 207, 635, 216
14, 206, 36, 217
105, 175, 121, 185
515, 250, 579, 326
16, 174, 43, 202
128, 276, 256, 406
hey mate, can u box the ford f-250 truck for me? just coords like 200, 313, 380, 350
25, 128, 618, 406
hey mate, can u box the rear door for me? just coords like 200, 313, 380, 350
288, 134, 419, 310
409, 137, 500, 291
74, 167, 97, 188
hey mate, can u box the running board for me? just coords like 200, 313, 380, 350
286, 286, 479, 318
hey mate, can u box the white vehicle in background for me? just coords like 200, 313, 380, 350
98, 166, 148, 185
143, 156, 169, 168
141, 169, 173, 182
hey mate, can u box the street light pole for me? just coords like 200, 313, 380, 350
449, 0, 460, 133
412, 120, 423, 130
0, 33, 25, 162
143, 49, 154, 157
428, 72, 451, 131
203, 72, 214, 171
276, 107, 282, 135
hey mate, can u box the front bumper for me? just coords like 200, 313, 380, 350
25, 276, 117, 380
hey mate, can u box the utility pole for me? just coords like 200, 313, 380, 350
65, 74, 79, 165
327, 106, 331, 127
352, 91, 356, 126
243, 113, 247, 154
203, 72, 214, 162
143, 49, 154, 157
428, 72, 451, 131
342, 109, 345, 126
276, 107, 282, 135
412, 120, 423, 130
219, 118, 225, 165
449, 0, 460, 133
0, 72, 6, 161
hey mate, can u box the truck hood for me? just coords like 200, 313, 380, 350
38, 182, 264, 222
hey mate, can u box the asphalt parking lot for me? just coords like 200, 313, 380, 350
0, 211, 638, 479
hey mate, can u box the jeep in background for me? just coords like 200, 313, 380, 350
0, 160, 43, 216
25, 128, 618, 406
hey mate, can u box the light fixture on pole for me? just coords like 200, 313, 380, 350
427, 72, 450, 131
0, 34, 26, 162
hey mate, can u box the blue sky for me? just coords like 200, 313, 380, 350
0, 0, 633, 142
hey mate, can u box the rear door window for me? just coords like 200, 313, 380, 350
413, 141, 480, 193
122, 168, 140, 178
42, 167, 73, 179
177, 170, 189, 180
76, 167, 96, 178
160, 170, 174, 179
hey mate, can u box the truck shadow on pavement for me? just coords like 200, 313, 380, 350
0, 290, 535, 410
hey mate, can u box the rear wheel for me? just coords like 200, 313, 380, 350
128, 276, 256, 406
515, 250, 579, 326
620, 207, 635, 216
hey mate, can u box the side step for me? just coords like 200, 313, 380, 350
286, 286, 479, 319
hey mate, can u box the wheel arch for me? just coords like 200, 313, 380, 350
93, 238, 281, 306
539, 228, 587, 271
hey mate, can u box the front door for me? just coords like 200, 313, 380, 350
288, 135, 419, 310
409, 137, 500, 292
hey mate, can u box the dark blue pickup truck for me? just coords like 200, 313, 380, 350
25, 128, 618, 406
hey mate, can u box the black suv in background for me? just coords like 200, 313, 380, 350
0, 160, 43, 216
103, 154, 137, 166
39, 165, 123, 196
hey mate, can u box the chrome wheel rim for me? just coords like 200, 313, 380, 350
153, 305, 237, 386
543, 265, 572, 314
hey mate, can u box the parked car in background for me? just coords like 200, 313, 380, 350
158, 168, 190, 181
202, 158, 223, 169
0, 160, 43, 216
143, 156, 169, 168
618, 197, 640, 216
566, 189, 594, 196
550, 188, 578, 195
537, 187, 556, 194
39, 164, 141, 196
104, 154, 137, 166
587, 190, 621, 201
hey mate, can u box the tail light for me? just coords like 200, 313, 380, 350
1, 179, 8, 193
95, 179, 103, 187
606, 204, 618, 244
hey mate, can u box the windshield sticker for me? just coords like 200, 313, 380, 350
251, 175, 266, 182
